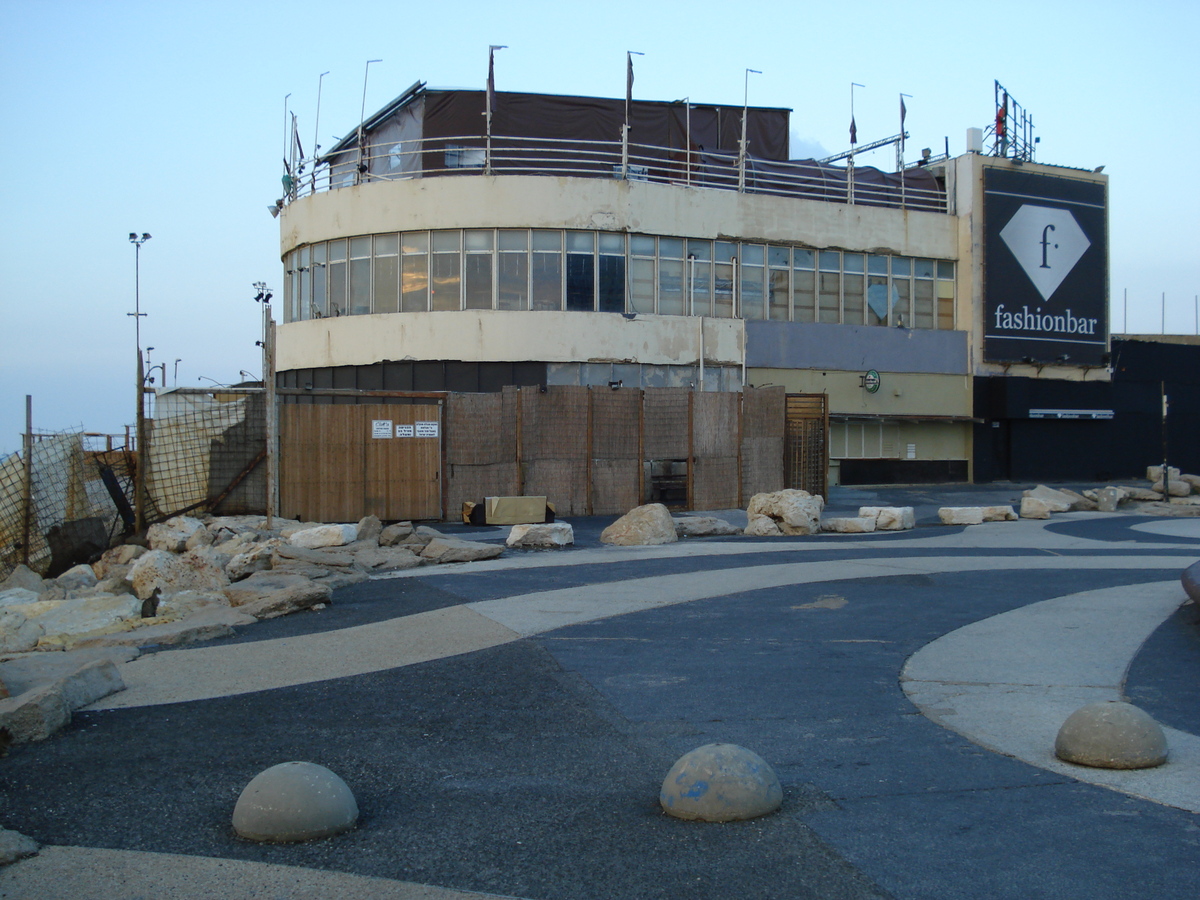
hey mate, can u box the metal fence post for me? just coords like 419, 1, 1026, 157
21, 395, 32, 566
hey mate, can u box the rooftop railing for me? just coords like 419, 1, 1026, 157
285, 133, 948, 214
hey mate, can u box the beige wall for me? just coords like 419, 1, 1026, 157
280, 174, 957, 260
748, 367, 972, 419
277, 310, 745, 371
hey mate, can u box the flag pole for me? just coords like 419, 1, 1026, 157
624, 51, 643, 179
486, 45, 506, 175
849, 83, 863, 204
899, 92, 911, 209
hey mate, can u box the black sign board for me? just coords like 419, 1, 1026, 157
983, 167, 1108, 365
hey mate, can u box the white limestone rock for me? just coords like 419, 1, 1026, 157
129, 549, 231, 600
420, 537, 505, 562
1151, 479, 1191, 497
355, 515, 383, 543
1, 564, 45, 594
1146, 465, 1181, 483
226, 539, 282, 581
1180, 474, 1200, 491
92, 544, 146, 580
1056, 488, 1099, 511
28, 594, 142, 642
379, 521, 415, 546
981, 505, 1018, 522
820, 516, 877, 534
353, 546, 424, 571
673, 516, 743, 537
0, 828, 39, 865
157, 589, 232, 620
746, 490, 824, 536
1022, 485, 1074, 513
743, 514, 783, 537
600, 503, 678, 546
0, 588, 43, 609
507, 523, 575, 549
54, 564, 99, 592
1020, 497, 1053, 519
0, 610, 45, 653
289, 523, 358, 549
224, 572, 332, 619
1095, 486, 1124, 512
858, 506, 915, 531
147, 515, 207, 553
938, 507, 985, 526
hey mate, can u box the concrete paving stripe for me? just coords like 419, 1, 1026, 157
0, 845, 526, 900
902, 581, 1200, 812
89, 605, 520, 710
466, 555, 1188, 637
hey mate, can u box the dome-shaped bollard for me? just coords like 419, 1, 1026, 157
1054, 701, 1168, 770
233, 761, 359, 842
659, 743, 782, 822
1181, 561, 1200, 603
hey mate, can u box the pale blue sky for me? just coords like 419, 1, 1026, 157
2, 0, 1197, 452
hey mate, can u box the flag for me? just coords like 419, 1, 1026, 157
291, 113, 304, 162
900, 96, 907, 129
487, 47, 496, 115
849, 116, 857, 145
626, 51, 634, 111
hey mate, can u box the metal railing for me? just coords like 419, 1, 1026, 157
288, 133, 947, 213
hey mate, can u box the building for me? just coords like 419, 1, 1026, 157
275, 81, 1115, 488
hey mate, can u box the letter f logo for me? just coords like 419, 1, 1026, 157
1040, 224, 1056, 269
1000, 205, 1090, 301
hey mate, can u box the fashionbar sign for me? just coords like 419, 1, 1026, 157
983, 167, 1108, 365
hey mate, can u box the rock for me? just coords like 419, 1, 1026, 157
226, 540, 282, 581
26, 594, 142, 641
0, 684, 68, 743
506, 523, 574, 549
157, 589, 231, 620
379, 521, 414, 546
859, 506, 915, 531
55, 564, 98, 591
355, 516, 382, 543
289, 524, 358, 549
224, 573, 332, 619
233, 761, 359, 842
1147, 465, 1181, 483
185, 527, 214, 551
1182, 561, 1200, 603
1056, 488, 1099, 511
55, 658, 125, 710
147, 515, 207, 553
92, 545, 146, 581
1096, 486, 1124, 513
420, 537, 505, 563
1019, 497, 1052, 519
1022, 485, 1074, 512
271, 543, 356, 569
69, 606, 256, 649
1, 564, 45, 594
1151, 479, 1191, 497
673, 516, 742, 537
743, 514, 783, 537
1180, 474, 1200, 491
659, 743, 783, 822
0, 611, 44, 653
0, 828, 39, 865
0, 588, 43, 608
820, 516, 876, 534
213, 531, 259, 557
600, 504, 678, 546
129, 550, 230, 600
938, 507, 985, 526
1055, 701, 1168, 769
1125, 487, 1163, 501
353, 546, 424, 571
745, 490, 823, 536
981, 505, 1018, 522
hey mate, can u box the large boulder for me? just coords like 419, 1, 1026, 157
92, 545, 146, 580
420, 537, 505, 563
226, 539, 282, 582
355, 516, 383, 543
1151, 479, 1192, 497
157, 589, 232, 620
506, 523, 575, 549
938, 507, 984, 526
54, 564, 98, 592
0, 587, 43, 609
981, 505, 1018, 522
1146, 465, 1181, 483
1022, 485, 1074, 513
128, 549, 231, 600
673, 516, 742, 537
26, 594, 143, 644
600, 504, 678, 546
1, 564, 45, 594
745, 490, 823, 536
353, 546, 424, 571
820, 516, 876, 534
1019, 497, 1052, 519
379, 521, 415, 547
0, 610, 44, 653
147, 516, 207, 553
289, 524, 357, 549
223, 572, 332, 619
1095, 486, 1124, 512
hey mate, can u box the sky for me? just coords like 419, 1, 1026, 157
2, 0, 1198, 453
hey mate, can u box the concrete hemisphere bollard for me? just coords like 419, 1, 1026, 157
1054, 701, 1168, 770
233, 761, 359, 842
1181, 560, 1200, 603
659, 743, 783, 822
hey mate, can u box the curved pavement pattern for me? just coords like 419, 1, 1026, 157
3, 510, 1199, 900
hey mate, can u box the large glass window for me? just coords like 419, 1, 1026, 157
497, 230, 528, 310
565, 231, 595, 312
531, 230, 562, 310
373, 235, 399, 314
598, 233, 625, 313
714, 242, 736, 318
431, 231, 461, 311
464, 229, 493, 310
658, 238, 685, 316
401, 232, 428, 312
311, 243, 327, 318
349, 236, 372, 315
687, 240, 712, 316
328, 239, 347, 317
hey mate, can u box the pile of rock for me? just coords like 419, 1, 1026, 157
745, 490, 823, 536
0, 514, 503, 658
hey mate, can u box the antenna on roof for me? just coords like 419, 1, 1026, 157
358, 60, 382, 180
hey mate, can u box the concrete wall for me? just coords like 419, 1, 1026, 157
745, 320, 968, 375
280, 175, 957, 259
276, 310, 744, 373
747, 368, 972, 420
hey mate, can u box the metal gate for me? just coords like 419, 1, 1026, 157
279, 403, 442, 522
784, 394, 829, 499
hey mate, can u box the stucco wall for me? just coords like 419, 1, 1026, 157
745, 320, 968, 375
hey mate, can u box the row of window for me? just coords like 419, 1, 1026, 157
282, 229, 956, 329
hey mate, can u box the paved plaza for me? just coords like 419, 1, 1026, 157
1, 486, 1199, 899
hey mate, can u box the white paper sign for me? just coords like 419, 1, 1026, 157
371, 420, 393, 439
415, 421, 439, 438
395, 424, 415, 438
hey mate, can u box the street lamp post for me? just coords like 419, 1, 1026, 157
128, 232, 151, 533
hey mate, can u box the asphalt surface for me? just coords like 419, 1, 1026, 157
1, 485, 1198, 899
